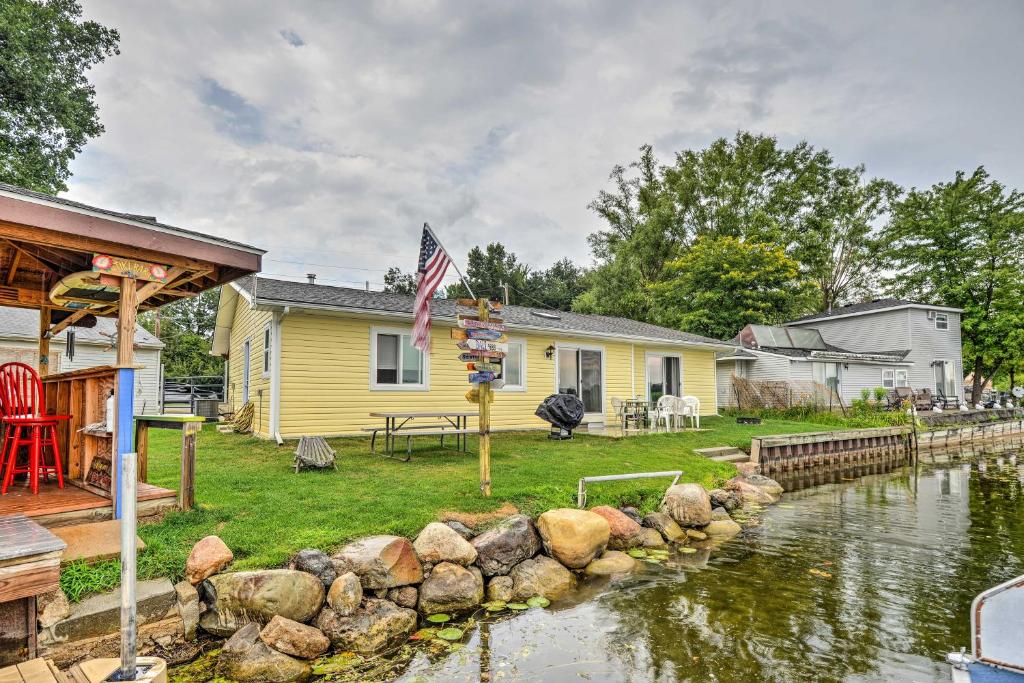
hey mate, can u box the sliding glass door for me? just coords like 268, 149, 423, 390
557, 347, 603, 414
647, 354, 681, 402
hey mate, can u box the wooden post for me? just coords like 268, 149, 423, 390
134, 421, 149, 482
477, 298, 492, 497
117, 276, 137, 367
180, 422, 198, 511
38, 305, 50, 376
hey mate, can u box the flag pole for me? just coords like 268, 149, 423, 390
424, 223, 475, 300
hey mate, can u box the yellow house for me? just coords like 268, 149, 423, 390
211, 277, 732, 441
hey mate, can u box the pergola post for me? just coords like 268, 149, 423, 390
116, 275, 139, 680
38, 305, 50, 376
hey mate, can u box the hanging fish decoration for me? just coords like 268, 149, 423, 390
66, 326, 76, 361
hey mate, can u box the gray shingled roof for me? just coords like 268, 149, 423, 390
237, 276, 732, 348
0, 182, 263, 254
0, 306, 162, 348
788, 298, 958, 324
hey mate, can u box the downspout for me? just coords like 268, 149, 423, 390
271, 306, 288, 444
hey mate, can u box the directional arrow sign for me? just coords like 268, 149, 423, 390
458, 351, 505, 362
467, 362, 502, 372
469, 371, 496, 383
459, 318, 507, 332
458, 340, 509, 353
466, 329, 507, 341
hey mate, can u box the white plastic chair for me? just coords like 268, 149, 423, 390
679, 395, 701, 429
654, 395, 676, 429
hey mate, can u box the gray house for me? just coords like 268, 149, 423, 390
717, 299, 964, 408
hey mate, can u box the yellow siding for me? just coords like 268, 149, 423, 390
275, 311, 720, 438
225, 297, 273, 437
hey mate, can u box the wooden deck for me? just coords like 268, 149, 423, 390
0, 481, 176, 528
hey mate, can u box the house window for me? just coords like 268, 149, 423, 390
896, 370, 908, 387
647, 354, 681, 402
934, 312, 949, 330
934, 360, 956, 398
557, 346, 604, 414
262, 324, 272, 378
882, 369, 895, 389
500, 340, 526, 391
371, 329, 426, 389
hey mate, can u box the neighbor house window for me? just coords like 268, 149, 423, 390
371, 328, 426, 389
896, 370, 908, 387
500, 340, 526, 391
934, 313, 949, 330
262, 324, 272, 378
882, 369, 895, 389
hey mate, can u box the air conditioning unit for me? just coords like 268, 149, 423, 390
926, 310, 936, 320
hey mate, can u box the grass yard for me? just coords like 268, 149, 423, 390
60, 416, 830, 600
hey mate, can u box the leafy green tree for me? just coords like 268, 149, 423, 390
140, 290, 223, 377
382, 266, 417, 295
0, 0, 119, 193
882, 167, 1024, 403
794, 167, 901, 312
524, 258, 588, 311
649, 236, 813, 340
444, 242, 532, 304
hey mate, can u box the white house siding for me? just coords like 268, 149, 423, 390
717, 362, 738, 408
906, 309, 964, 400
747, 352, 793, 383
0, 339, 162, 415
788, 309, 912, 354
838, 362, 906, 403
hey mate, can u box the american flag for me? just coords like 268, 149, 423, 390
413, 225, 452, 351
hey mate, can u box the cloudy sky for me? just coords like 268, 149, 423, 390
69, 1, 1024, 290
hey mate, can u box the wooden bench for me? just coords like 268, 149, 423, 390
391, 428, 475, 461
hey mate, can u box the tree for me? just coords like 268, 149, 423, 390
794, 167, 901, 312
882, 167, 1024, 403
383, 267, 416, 295
649, 236, 813, 340
0, 0, 119, 193
140, 289, 223, 377
524, 258, 588, 311
444, 243, 532, 304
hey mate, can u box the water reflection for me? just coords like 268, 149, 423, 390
396, 446, 1024, 682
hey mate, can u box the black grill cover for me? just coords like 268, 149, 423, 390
535, 393, 585, 431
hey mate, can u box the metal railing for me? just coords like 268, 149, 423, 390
577, 470, 683, 508
163, 375, 225, 413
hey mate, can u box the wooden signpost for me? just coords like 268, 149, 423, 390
455, 298, 508, 497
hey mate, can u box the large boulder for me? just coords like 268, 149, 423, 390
259, 616, 330, 660
509, 556, 577, 601
186, 535, 234, 585
637, 528, 668, 549
413, 523, 477, 566
217, 622, 311, 683
618, 506, 644, 525
417, 562, 484, 614
704, 519, 742, 538
326, 572, 362, 616
386, 586, 418, 609
314, 599, 417, 655
199, 570, 325, 637
289, 549, 337, 590
584, 551, 637, 576
471, 514, 542, 576
590, 506, 643, 549
536, 509, 609, 569
709, 488, 742, 512
726, 474, 785, 505
331, 535, 423, 589
661, 484, 712, 528
642, 512, 686, 544
444, 520, 474, 539
174, 580, 201, 641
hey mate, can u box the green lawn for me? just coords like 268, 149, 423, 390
60, 416, 831, 600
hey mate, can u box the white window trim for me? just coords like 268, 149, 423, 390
934, 312, 949, 330
241, 336, 252, 404
933, 358, 957, 397
881, 368, 895, 389
498, 338, 527, 392
369, 326, 430, 391
552, 342, 607, 418
895, 369, 908, 388
261, 323, 272, 378
643, 351, 684, 402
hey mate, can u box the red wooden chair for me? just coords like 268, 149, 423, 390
0, 362, 71, 495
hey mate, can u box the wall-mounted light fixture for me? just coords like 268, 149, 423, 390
545, 344, 556, 359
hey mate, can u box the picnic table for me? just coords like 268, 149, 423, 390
134, 414, 205, 511
367, 411, 478, 461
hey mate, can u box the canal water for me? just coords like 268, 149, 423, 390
385, 446, 1024, 682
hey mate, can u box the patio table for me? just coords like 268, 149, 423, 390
622, 399, 652, 430
367, 411, 478, 460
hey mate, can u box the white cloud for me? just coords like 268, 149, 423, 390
69, 0, 1024, 288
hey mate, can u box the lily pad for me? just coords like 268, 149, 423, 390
436, 627, 464, 641
482, 601, 506, 612
644, 557, 663, 564
507, 602, 529, 610
526, 596, 550, 608
426, 613, 451, 623
626, 549, 648, 558
410, 627, 438, 641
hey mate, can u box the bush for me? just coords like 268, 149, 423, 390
860, 388, 871, 402
727, 405, 909, 429
873, 386, 889, 402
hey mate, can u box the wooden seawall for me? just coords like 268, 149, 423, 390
751, 426, 913, 477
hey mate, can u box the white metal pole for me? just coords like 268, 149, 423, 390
120, 450, 138, 679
